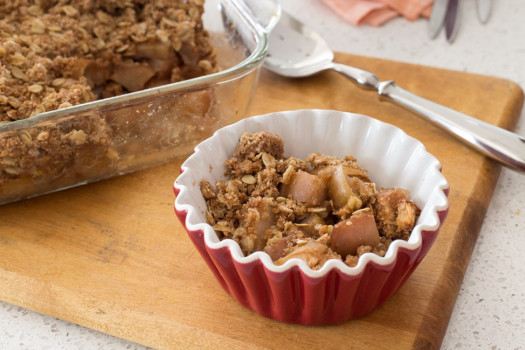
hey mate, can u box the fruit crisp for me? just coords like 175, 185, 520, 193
0, 0, 216, 121
0, 0, 220, 203
200, 131, 421, 269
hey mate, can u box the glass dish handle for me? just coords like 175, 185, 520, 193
233, 0, 281, 33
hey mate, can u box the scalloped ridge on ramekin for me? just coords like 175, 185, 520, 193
174, 109, 449, 324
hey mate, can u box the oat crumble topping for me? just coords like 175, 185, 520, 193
0, 0, 216, 121
200, 131, 421, 269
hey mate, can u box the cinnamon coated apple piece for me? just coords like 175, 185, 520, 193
238, 196, 276, 254
330, 208, 380, 258
281, 169, 327, 206
328, 165, 362, 212
110, 60, 156, 92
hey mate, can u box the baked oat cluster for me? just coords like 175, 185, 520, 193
0, 0, 216, 121
200, 131, 421, 269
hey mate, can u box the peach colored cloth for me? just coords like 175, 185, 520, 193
322, 0, 433, 26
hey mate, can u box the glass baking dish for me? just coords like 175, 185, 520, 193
0, 0, 280, 205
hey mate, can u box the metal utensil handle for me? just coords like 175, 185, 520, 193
377, 80, 525, 172
331, 63, 380, 89
330, 62, 525, 172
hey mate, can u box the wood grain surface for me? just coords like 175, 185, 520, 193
0, 53, 523, 349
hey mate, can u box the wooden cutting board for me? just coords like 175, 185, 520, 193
0, 53, 523, 349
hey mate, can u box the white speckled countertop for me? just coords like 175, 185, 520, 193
1, 1, 524, 349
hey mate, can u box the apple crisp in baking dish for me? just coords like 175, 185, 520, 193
0, 0, 216, 121
0, 0, 235, 204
